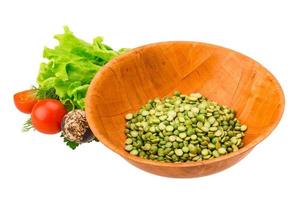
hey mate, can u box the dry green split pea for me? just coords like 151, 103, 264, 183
124, 91, 247, 163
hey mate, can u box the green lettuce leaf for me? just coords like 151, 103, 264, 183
37, 26, 127, 109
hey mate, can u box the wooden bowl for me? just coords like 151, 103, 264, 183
86, 42, 284, 178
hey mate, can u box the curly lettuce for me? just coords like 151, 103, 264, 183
37, 26, 127, 109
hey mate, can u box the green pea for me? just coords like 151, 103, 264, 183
149, 126, 156, 133
188, 96, 198, 101
158, 148, 165, 156
168, 110, 177, 118
125, 113, 133, 120
232, 144, 239, 152
131, 131, 139, 137
203, 154, 211, 160
212, 121, 219, 127
178, 116, 185, 122
179, 132, 187, 139
215, 141, 221, 149
165, 142, 173, 148
185, 119, 193, 125
125, 127, 130, 133
190, 140, 199, 145
169, 129, 177, 135
159, 123, 166, 130
240, 125, 248, 131
182, 146, 189, 153
159, 115, 167, 121
227, 147, 233, 153
191, 118, 197, 123
230, 137, 237, 144
222, 121, 230, 125
201, 149, 209, 156
188, 144, 198, 154
157, 156, 164, 161
214, 130, 222, 137
179, 106, 185, 112
149, 109, 155, 115
142, 110, 149, 116
166, 125, 174, 132
190, 134, 197, 140
204, 121, 211, 127
208, 116, 216, 124
134, 140, 143, 148
167, 116, 174, 121
191, 107, 199, 114
174, 100, 182, 106
168, 135, 176, 142
200, 109, 206, 114
187, 111, 194, 118
236, 138, 242, 146
189, 153, 197, 158
172, 154, 179, 162
167, 150, 174, 157
212, 150, 220, 158
186, 128, 194, 136
176, 137, 183, 142
152, 117, 160, 123
209, 127, 218, 131
173, 142, 179, 148
195, 128, 201, 133
143, 143, 151, 151
218, 147, 227, 155
166, 103, 174, 108
175, 149, 183, 156
196, 122, 203, 129
125, 145, 133, 151
208, 143, 216, 150
130, 149, 139, 155
139, 151, 146, 157
192, 156, 201, 161
178, 125, 186, 132
125, 138, 133, 145
150, 145, 158, 154
164, 147, 172, 155
196, 114, 205, 122
201, 126, 209, 132
184, 104, 191, 111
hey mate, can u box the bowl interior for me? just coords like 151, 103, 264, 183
86, 41, 284, 160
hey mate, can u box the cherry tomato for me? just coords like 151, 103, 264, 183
14, 89, 38, 114
31, 99, 67, 134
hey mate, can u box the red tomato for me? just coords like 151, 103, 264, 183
14, 89, 38, 114
31, 99, 67, 134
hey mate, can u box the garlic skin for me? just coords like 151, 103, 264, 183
62, 110, 94, 143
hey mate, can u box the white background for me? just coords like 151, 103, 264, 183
0, 0, 299, 199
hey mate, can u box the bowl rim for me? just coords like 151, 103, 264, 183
86, 41, 285, 167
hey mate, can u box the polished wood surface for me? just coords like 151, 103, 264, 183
86, 42, 285, 178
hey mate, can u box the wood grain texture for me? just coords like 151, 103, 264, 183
85, 42, 285, 178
